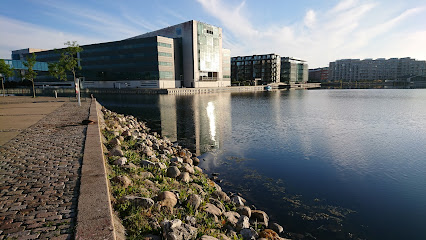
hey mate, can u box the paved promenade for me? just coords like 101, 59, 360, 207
0, 97, 90, 239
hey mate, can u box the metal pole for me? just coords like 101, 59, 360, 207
75, 78, 81, 106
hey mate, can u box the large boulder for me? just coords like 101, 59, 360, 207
181, 163, 194, 174
259, 229, 280, 240
112, 175, 132, 188
109, 138, 121, 146
238, 206, 251, 218
119, 195, 154, 209
236, 215, 250, 231
212, 190, 230, 202
109, 146, 124, 157
202, 203, 222, 217
231, 196, 244, 207
141, 160, 156, 168
167, 166, 181, 178
186, 194, 202, 210
179, 172, 191, 183
192, 157, 200, 166
251, 210, 269, 227
269, 222, 284, 234
240, 228, 258, 240
223, 211, 240, 228
161, 219, 197, 240
115, 157, 127, 166
157, 191, 178, 210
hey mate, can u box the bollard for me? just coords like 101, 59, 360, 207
54, 90, 58, 98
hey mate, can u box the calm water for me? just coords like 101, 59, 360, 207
96, 89, 426, 239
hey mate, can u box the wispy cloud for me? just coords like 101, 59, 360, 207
0, 15, 104, 59
197, 0, 426, 67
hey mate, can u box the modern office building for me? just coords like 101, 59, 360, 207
11, 20, 231, 89
280, 57, 308, 84
1, 58, 49, 82
328, 57, 426, 82
309, 67, 329, 82
231, 54, 281, 85
129, 20, 230, 88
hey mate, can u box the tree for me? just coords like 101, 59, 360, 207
0, 59, 14, 97
23, 53, 38, 98
49, 41, 83, 105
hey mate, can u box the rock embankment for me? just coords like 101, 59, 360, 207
100, 106, 289, 240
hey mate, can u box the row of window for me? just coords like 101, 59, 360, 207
158, 52, 172, 57
159, 61, 173, 66
159, 71, 173, 79
157, 42, 172, 48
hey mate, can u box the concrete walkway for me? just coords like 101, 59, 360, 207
0, 97, 68, 146
0, 97, 90, 239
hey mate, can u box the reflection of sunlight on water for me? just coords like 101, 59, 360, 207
206, 102, 217, 145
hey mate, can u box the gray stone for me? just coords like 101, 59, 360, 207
231, 195, 244, 207
112, 175, 132, 188
157, 191, 178, 210
109, 146, 124, 157
181, 163, 195, 174
141, 160, 156, 168
115, 157, 127, 166
240, 228, 258, 240
161, 219, 197, 240
212, 190, 230, 202
154, 162, 167, 170
185, 216, 197, 226
170, 157, 183, 164
138, 171, 154, 179
223, 211, 240, 228
192, 157, 200, 166
194, 166, 203, 173
119, 196, 154, 209
109, 138, 121, 146
179, 172, 191, 183
251, 210, 269, 227
143, 148, 154, 157
123, 162, 138, 170
238, 206, 251, 218
209, 198, 225, 213
269, 222, 284, 234
167, 166, 181, 178
186, 194, 202, 210
203, 203, 222, 216
236, 215, 250, 231
183, 157, 193, 165
121, 130, 131, 137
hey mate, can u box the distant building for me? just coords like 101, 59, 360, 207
231, 54, 281, 85
11, 20, 230, 89
280, 57, 308, 84
328, 57, 426, 82
1, 58, 49, 83
309, 67, 329, 82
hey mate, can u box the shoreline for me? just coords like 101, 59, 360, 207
99, 104, 290, 239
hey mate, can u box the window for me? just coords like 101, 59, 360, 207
158, 52, 172, 57
159, 61, 173, 66
158, 42, 172, 48
159, 71, 173, 79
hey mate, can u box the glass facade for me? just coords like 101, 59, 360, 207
197, 22, 220, 73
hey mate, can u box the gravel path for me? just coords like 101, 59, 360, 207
0, 101, 90, 239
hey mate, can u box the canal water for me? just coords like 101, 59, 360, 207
95, 89, 426, 239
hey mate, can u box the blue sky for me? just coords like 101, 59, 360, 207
1, 0, 425, 68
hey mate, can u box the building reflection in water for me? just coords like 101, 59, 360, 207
158, 93, 231, 156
